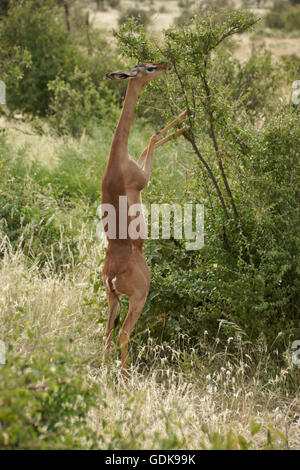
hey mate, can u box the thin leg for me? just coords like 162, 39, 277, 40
142, 135, 156, 180
154, 109, 188, 140
153, 126, 186, 149
119, 294, 147, 377
137, 127, 187, 173
105, 291, 120, 353
137, 147, 148, 168
137, 110, 188, 168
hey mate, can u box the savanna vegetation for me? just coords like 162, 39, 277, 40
0, 0, 299, 450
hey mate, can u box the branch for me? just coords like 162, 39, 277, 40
213, 17, 261, 51
201, 72, 240, 223
183, 131, 230, 222
171, 58, 231, 224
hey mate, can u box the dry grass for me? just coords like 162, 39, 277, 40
234, 35, 300, 62
84, 0, 182, 32
0, 116, 91, 168
1, 231, 299, 449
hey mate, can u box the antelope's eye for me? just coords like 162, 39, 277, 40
147, 67, 156, 73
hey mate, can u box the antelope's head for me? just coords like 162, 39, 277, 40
106, 63, 171, 85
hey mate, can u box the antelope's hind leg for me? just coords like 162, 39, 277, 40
105, 290, 120, 354
119, 293, 148, 377
114, 256, 150, 378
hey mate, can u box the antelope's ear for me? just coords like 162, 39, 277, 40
106, 69, 138, 81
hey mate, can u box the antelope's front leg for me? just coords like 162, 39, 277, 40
142, 134, 158, 182
137, 110, 188, 169
154, 109, 188, 140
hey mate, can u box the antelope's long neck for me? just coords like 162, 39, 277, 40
110, 80, 142, 156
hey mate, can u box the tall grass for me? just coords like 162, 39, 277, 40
0, 119, 299, 449
1, 240, 299, 449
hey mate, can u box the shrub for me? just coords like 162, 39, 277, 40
0, 348, 98, 449
285, 7, 300, 30
175, 8, 195, 26
48, 67, 118, 137
265, 1, 300, 31
111, 12, 300, 349
95, 0, 104, 10
178, 0, 194, 7
0, 135, 82, 271
280, 53, 300, 81
0, 1, 77, 115
107, 0, 120, 8
0, 0, 124, 126
0, 173, 80, 271
265, 11, 285, 29
0, 0, 9, 17
118, 7, 152, 29
229, 46, 281, 115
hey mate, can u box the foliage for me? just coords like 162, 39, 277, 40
113, 11, 300, 348
0, 130, 104, 270
178, 0, 194, 8
280, 53, 300, 82
48, 67, 118, 137
265, 10, 285, 29
107, 0, 121, 8
0, 348, 98, 449
210, 44, 280, 118
0, 340, 292, 450
0, 0, 77, 115
0, 167, 79, 271
0, 0, 9, 16
0, 0, 125, 132
265, 1, 300, 31
200, 419, 288, 450
118, 7, 153, 29
95, 0, 120, 10
175, 8, 195, 26
0, 41, 32, 114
